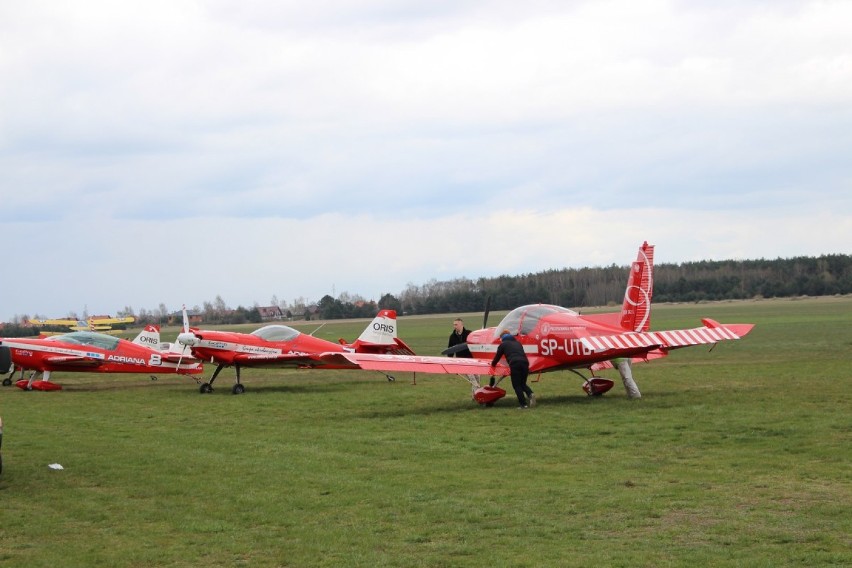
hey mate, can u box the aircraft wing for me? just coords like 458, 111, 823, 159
42, 355, 103, 368
581, 320, 754, 354
159, 353, 201, 364
316, 353, 512, 376
229, 352, 329, 367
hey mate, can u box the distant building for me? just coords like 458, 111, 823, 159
169, 309, 203, 325
257, 306, 284, 321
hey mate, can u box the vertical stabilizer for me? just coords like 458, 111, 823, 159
619, 242, 654, 332
133, 324, 162, 349
355, 310, 399, 346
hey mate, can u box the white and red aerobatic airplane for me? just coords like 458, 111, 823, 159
0, 325, 203, 390
177, 309, 415, 394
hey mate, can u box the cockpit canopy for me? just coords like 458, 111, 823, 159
251, 325, 301, 342
493, 304, 578, 338
48, 331, 120, 351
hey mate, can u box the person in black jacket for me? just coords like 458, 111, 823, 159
490, 332, 535, 409
447, 318, 472, 358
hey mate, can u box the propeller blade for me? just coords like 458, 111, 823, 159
182, 304, 190, 334
482, 295, 492, 329
441, 343, 469, 356
174, 304, 200, 370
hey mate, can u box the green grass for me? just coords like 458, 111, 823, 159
1, 297, 850, 567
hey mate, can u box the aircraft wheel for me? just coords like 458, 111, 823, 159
2, 378, 11, 387
232, 384, 245, 395
199, 383, 213, 394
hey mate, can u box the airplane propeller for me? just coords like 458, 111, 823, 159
174, 305, 200, 370
482, 294, 491, 330
441, 343, 470, 356
176, 305, 200, 349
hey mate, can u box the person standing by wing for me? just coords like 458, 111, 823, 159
447, 318, 472, 358
490, 332, 535, 409
448, 318, 483, 395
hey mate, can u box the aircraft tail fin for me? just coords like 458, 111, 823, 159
132, 324, 162, 349
354, 310, 399, 347
619, 241, 654, 332
351, 310, 417, 355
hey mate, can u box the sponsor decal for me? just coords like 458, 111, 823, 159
540, 323, 585, 335
107, 355, 147, 365
239, 345, 281, 355
372, 322, 394, 334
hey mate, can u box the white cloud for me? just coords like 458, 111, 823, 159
1, 0, 850, 321
3, 204, 848, 321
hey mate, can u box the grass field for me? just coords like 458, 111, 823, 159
1, 297, 850, 567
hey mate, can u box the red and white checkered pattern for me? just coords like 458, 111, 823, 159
581, 325, 744, 353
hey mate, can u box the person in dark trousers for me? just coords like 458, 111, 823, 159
447, 318, 472, 358
490, 332, 535, 409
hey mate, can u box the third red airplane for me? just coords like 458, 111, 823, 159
309, 242, 755, 404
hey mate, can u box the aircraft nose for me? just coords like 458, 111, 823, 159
177, 332, 200, 347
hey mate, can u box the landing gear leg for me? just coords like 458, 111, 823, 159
231, 365, 245, 395
25, 370, 42, 391
461, 374, 481, 401
3, 364, 18, 386
200, 364, 225, 394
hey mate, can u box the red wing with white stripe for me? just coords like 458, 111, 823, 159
581, 319, 755, 354
317, 352, 511, 377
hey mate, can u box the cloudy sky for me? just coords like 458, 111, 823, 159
1, 0, 850, 321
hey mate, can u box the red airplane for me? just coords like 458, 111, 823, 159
177, 309, 415, 394
0, 325, 203, 391
311, 242, 756, 405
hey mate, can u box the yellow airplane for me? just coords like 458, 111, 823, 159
28, 316, 135, 332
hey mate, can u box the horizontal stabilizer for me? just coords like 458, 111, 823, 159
582, 322, 754, 353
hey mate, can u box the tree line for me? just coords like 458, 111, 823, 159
4, 253, 849, 334
393, 253, 852, 316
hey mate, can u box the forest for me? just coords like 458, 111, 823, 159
3, 253, 850, 333
390, 253, 852, 317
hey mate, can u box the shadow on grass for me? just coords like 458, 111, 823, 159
340, 391, 665, 419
